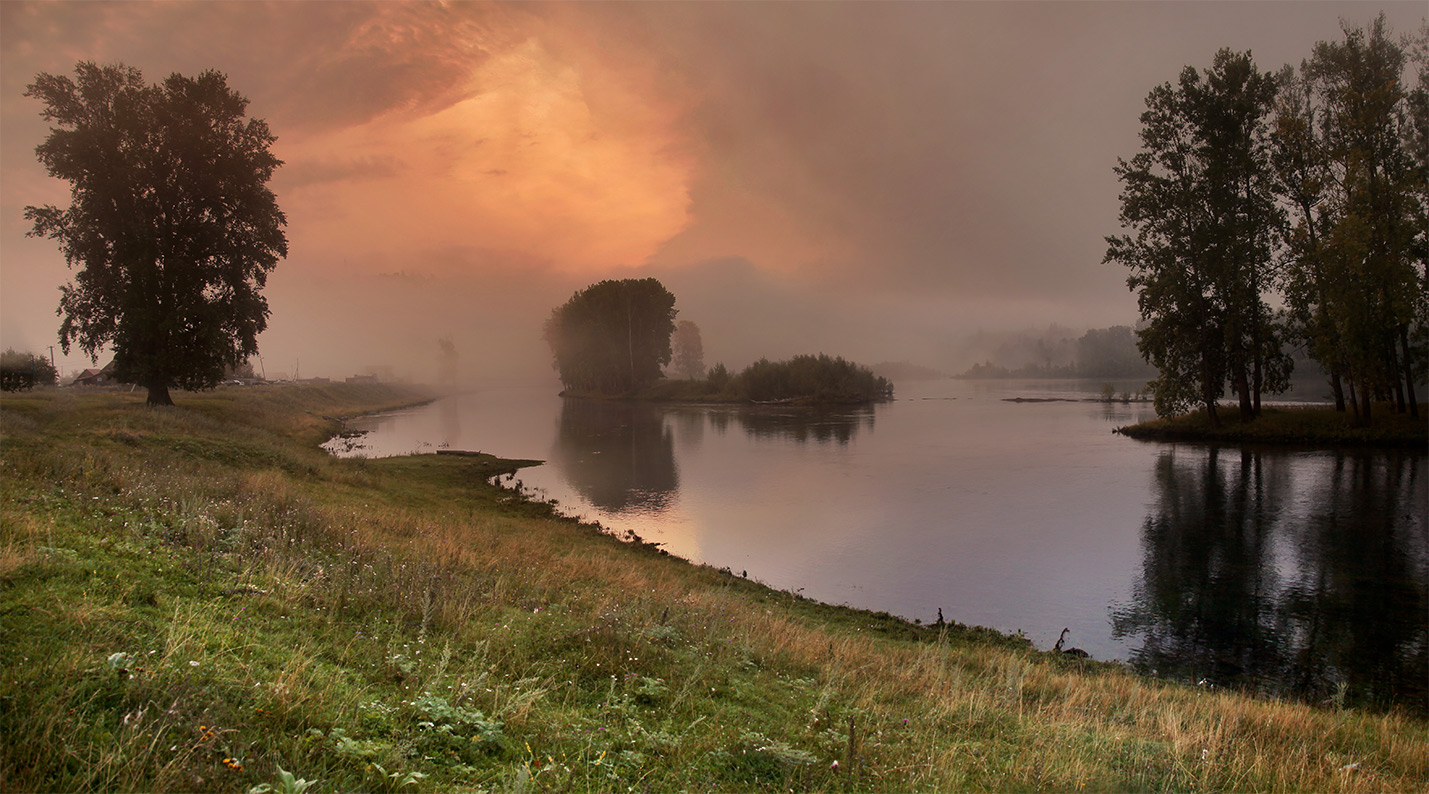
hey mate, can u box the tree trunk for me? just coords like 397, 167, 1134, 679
1390, 339, 1406, 414
1401, 326, 1419, 419
1252, 346, 1263, 417
146, 380, 174, 406
1347, 374, 1363, 426
1358, 381, 1372, 427
1330, 370, 1346, 412
1234, 366, 1253, 422
1205, 398, 1220, 429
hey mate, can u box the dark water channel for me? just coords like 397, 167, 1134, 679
329, 378, 1427, 713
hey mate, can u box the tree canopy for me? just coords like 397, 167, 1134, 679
1271, 16, 1425, 424
25, 62, 287, 406
1106, 49, 1289, 425
543, 278, 678, 394
733, 355, 893, 404
1111, 21, 1425, 427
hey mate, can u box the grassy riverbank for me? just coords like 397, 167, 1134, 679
3, 385, 1426, 792
1116, 404, 1428, 448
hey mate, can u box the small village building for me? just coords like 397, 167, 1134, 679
69, 361, 118, 387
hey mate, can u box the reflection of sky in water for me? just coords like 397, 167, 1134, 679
331, 378, 1426, 710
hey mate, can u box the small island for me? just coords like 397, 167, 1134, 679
543, 278, 893, 405
1116, 404, 1427, 449
630, 354, 894, 405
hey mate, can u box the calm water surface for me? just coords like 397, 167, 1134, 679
330, 378, 1427, 712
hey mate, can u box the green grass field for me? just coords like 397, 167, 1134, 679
2, 384, 1425, 792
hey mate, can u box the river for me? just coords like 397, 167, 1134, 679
327, 377, 1427, 713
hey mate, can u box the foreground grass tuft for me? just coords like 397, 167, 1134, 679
2, 384, 1426, 792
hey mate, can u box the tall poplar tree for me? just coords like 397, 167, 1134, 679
1107, 49, 1288, 424
1273, 17, 1424, 425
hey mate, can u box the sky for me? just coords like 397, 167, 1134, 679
1, 1, 1424, 382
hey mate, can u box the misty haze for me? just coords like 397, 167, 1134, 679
2, 3, 1426, 792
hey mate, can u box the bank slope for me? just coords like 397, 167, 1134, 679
1, 385, 1425, 793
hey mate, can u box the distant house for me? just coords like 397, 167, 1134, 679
345, 374, 379, 384
69, 360, 118, 387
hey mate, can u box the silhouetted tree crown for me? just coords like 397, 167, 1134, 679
1271, 16, 1425, 425
1107, 49, 1290, 425
25, 62, 287, 406
543, 278, 678, 394
1111, 20, 1426, 427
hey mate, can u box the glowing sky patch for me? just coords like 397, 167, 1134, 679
277, 35, 695, 276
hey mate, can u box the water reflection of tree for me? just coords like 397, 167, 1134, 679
735, 407, 874, 445
1276, 453, 1427, 711
552, 399, 678, 514
1114, 448, 1427, 713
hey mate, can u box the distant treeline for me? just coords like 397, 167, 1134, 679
957, 326, 1154, 380
1, 349, 58, 392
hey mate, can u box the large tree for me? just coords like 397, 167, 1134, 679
1107, 49, 1289, 424
1273, 17, 1424, 425
543, 278, 678, 394
25, 62, 287, 406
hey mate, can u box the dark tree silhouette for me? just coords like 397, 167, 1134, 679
25, 62, 287, 406
543, 278, 677, 394
1272, 17, 1425, 426
1106, 50, 1289, 424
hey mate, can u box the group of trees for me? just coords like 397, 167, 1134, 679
1107, 17, 1426, 426
0, 349, 58, 392
543, 278, 891, 404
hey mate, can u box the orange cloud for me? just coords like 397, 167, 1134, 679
275, 34, 697, 276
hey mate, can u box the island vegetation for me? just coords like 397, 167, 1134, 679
4, 384, 1426, 793
626, 354, 893, 405
544, 278, 891, 405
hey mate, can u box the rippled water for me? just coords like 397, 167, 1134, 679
330, 378, 1427, 712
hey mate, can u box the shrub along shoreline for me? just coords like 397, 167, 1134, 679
2, 383, 1425, 792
